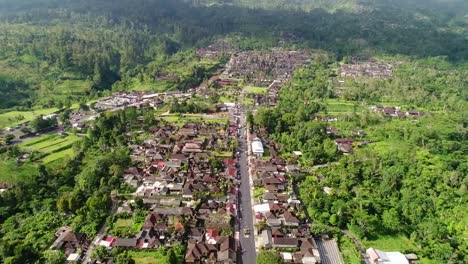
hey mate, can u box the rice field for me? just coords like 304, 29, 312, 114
20, 133, 81, 163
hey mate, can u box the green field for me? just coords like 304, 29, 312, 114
0, 108, 60, 129
109, 218, 143, 238
245, 86, 267, 94
364, 234, 419, 252
20, 134, 80, 163
0, 160, 38, 184
128, 246, 184, 264
323, 99, 365, 114
52, 79, 92, 95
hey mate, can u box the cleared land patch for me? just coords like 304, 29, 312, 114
20, 134, 80, 163
0, 108, 59, 129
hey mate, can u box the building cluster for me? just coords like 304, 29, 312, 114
93, 91, 191, 112
249, 140, 323, 263
196, 39, 237, 59
250, 80, 283, 107
98, 120, 239, 263
371, 105, 425, 118
222, 50, 311, 85
340, 59, 393, 79
49, 227, 88, 263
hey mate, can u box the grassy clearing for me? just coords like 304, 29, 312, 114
0, 107, 60, 129
42, 147, 75, 164
20, 134, 80, 163
128, 246, 184, 264
128, 79, 177, 92
129, 251, 168, 264
245, 86, 267, 94
0, 160, 38, 184
324, 99, 365, 113
363, 234, 418, 252
108, 218, 143, 237
242, 97, 254, 106
53, 79, 92, 95
213, 151, 233, 158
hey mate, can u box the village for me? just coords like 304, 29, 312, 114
24, 43, 421, 264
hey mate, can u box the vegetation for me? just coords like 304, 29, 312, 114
127, 245, 185, 264
0, 109, 138, 262
256, 249, 285, 264
252, 55, 467, 262
0, 0, 466, 263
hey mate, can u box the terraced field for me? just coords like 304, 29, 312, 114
20, 134, 81, 163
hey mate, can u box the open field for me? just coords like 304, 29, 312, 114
20, 134, 80, 163
109, 218, 143, 238
53, 79, 92, 95
245, 86, 267, 94
0, 160, 38, 184
0, 107, 60, 129
323, 99, 366, 114
128, 248, 183, 264
363, 234, 419, 252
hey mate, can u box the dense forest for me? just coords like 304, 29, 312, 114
0, 0, 466, 110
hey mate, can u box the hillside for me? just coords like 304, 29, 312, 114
0, 0, 466, 111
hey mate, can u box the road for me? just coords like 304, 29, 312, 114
82, 223, 107, 264
237, 101, 256, 264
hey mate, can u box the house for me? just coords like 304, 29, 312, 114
367, 248, 413, 264
50, 227, 87, 252
185, 241, 211, 263
299, 238, 321, 264
273, 237, 298, 248
189, 227, 205, 241
217, 236, 236, 263
263, 177, 282, 185
182, 142, 202, 153
265, 212, 282, 227
283, 211, 300, 226
335, 138, 355, 154
263, 193, 278, 202
252, 137, 264, 157
179, 128, 197, 137
114, 238, 138, 248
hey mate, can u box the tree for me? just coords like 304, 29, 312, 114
257, 250, 285, 264
43, 250, 65, 264
92, 246, 109, 261
115, 252, 135, 264
4, 134, 15, 144
167, 248, 178, 264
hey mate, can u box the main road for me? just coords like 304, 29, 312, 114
237, 100, 256, 264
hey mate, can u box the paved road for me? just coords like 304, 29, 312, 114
237, 104, 256, 264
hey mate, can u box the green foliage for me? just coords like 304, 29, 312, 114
299, 112, 467, 262
43, 250, 65, 264
257, 250, 285, 264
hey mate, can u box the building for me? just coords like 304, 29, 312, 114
367, 248, 413, 264
252, 137, 264, 157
